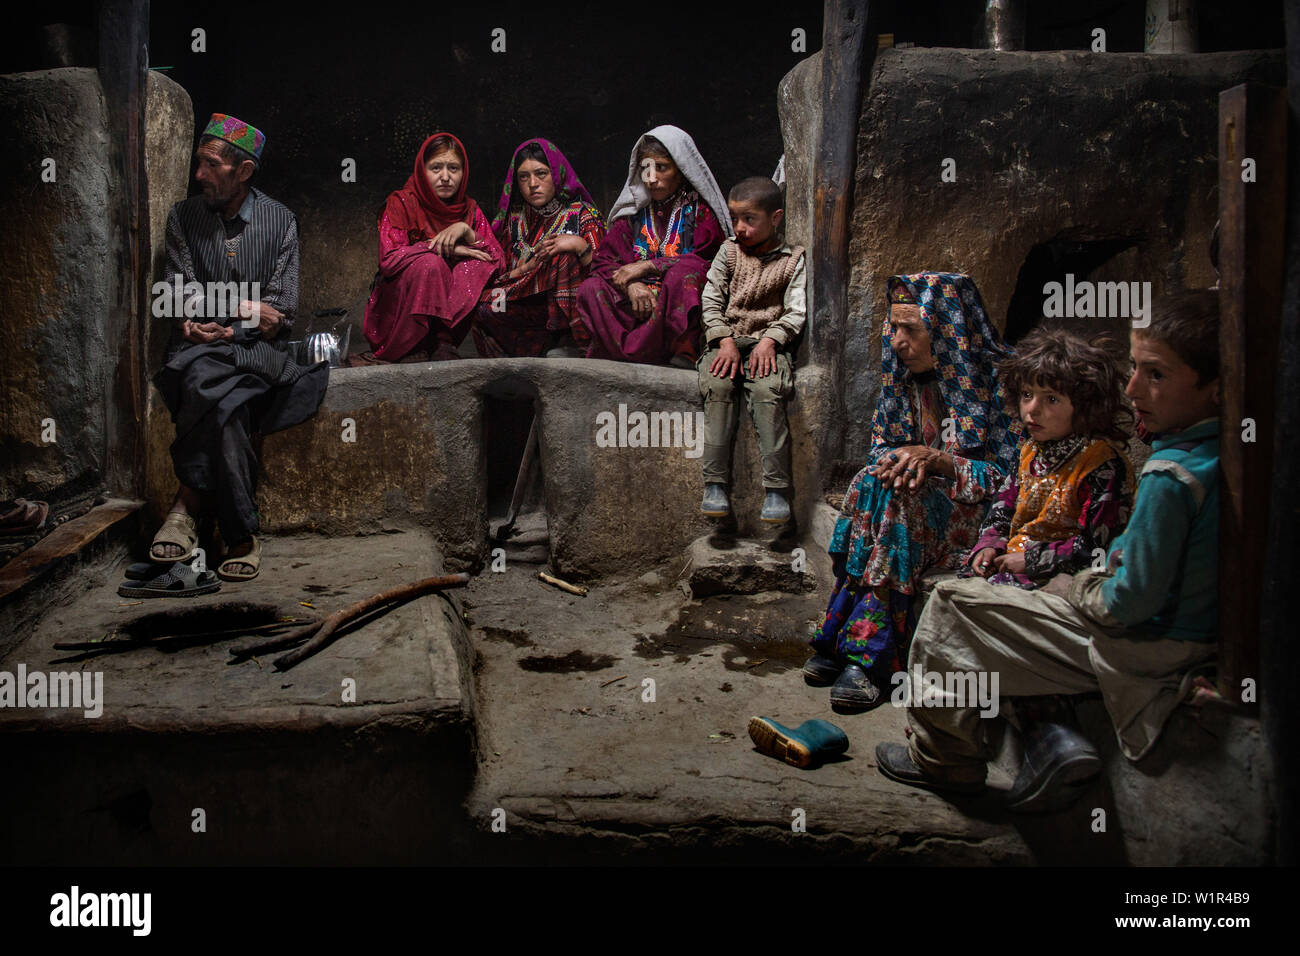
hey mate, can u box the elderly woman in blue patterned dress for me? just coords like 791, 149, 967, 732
806, 273, 1024, 710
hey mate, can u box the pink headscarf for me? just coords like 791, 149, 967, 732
491, 137, 596, 243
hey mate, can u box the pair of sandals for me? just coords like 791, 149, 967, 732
149, 511, 261, 581
121, 513, 260, 599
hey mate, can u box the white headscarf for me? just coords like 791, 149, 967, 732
607, 125, 734, 236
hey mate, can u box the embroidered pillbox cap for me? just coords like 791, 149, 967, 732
202, 113, 265, 162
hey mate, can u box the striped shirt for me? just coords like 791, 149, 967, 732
164, 187, 300, 344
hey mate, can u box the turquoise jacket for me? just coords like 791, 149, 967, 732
1070, 418, 1219, 641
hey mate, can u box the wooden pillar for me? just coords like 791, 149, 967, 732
98, 0, 150, 498
1216, 82, 1287, 704
812, 0, 870, 465
1257, 2, 1300, 863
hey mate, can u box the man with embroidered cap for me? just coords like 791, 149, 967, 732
148, 113, 327, 582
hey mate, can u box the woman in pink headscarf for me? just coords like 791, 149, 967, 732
472, 138, 606, 358
352, 132, 505, 364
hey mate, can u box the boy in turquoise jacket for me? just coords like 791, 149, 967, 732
875, 291, 1221, 812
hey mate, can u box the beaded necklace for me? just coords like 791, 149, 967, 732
510, 198, 579, 264
633, 187, 697, 261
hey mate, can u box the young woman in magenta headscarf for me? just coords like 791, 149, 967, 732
577, 125, 731, 367
472, 138, 606, 358
356, 132, 505, 364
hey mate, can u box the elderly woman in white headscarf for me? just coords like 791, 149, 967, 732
576, 125, 732, 367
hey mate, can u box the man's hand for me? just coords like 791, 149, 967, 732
626, 281, 657, 319
1043, 573, 1074, 597
612, 260, 655, 291
709, 338, 742, 378
238, 300, 285, 337
747, 337, 778, 379
970, 546, 999, 577
181, 319, 230, 344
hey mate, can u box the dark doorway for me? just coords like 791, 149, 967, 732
482, 377, 549, 565
1003, 237, 1138, 343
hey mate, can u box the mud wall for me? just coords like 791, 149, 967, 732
0, 68, 114, 501
0, 67, 191, 506
777, 48, 1286, 469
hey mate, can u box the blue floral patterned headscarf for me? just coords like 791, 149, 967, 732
872, 272, 1023, 478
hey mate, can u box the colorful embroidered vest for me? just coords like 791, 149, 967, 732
632, 189, 698, 266
1006, 438, 1126, 553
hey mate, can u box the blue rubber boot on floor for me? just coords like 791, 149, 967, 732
701, 483, 730, 517
748, 716, 849, 768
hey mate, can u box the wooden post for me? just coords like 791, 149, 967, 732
98, 0, 151, 498
1217, 83, 1287, 704
812, 0, 870, 463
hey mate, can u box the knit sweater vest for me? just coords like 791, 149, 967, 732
1006, 438, 1125, 553
724, 239, 804, 337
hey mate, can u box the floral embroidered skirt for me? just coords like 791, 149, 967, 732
811, 464, 986, 671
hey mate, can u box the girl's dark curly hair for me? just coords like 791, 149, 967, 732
997, 325, 1134, 441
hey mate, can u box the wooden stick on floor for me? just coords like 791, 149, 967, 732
538, 571, 587, 596
270, 573, 471, 672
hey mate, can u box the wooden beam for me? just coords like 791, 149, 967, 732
1217, 82, 1288, 704
98, 0, 151, 498
812, 0, 870, 365
0, 499, 143, 603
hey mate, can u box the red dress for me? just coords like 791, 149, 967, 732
361, 132, 505, 361
363, 205, 503, 359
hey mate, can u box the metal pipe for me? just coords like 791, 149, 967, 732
979, 0, 1026, 51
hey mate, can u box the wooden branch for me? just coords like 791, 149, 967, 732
538, 571, 587, 596
271, 573, 471, 671
56, 617, 315, 651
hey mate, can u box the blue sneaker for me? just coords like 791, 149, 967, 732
701, 483, 730, 517
748, 716, 849, 768
760, 490, 791, 523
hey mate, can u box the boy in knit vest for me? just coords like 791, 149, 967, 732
875, 291, 1221, 812
698, 177, 806, 523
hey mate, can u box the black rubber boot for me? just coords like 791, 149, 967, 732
1005, 697, 1101, 813
830, 663, 884, 712
802, 653, 843, 686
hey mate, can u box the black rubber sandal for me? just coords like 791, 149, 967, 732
117, 560, 221, 598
